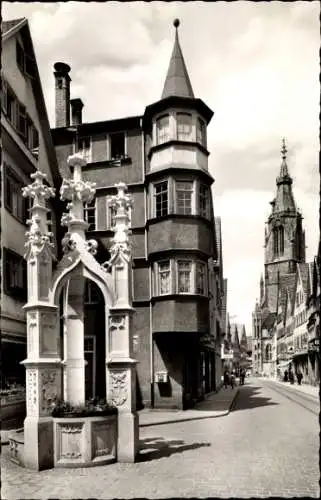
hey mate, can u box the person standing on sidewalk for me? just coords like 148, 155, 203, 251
289, 369, 294, 384
223, 369, 230, 389
230, 370, 236, 389
296, 370, 303, 385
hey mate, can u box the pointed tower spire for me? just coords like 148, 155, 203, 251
274, 138, 296, 212
161, 19, 195, 100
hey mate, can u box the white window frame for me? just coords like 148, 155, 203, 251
198, 183, 210, 218
75, 136, 92, 163
108, 131, 127, 161
175, 180, 194, 215
84, 198, 96, 231
176, 259, 193, 294
196, 117, 206, 147
156, 114, 170, 145
176, 112, 193, 142
157, 260, 172, 296
195, 261, 207, 296
153, 180, 169, 218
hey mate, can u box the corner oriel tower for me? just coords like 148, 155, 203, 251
264, 140, 306, 312
142, 19, 218, 409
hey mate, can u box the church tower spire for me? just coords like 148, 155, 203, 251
263, 139, 305, 312
161, 19, 194, 100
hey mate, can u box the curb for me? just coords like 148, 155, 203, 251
226, 388, 239, 414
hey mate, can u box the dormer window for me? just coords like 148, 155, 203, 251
177, 112, 192, 141
156, 115, 170, 144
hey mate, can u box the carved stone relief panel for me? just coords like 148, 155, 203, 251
26, 369, 38, 416
91, 420, 116, 459
59, 423, 83, 460
40, 369, 60, 416
110, 370, 128, 406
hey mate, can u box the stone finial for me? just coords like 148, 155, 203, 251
22, 171, 55, 255
22, 171, 55, 206
59, 154, 96, 245
104, 182, 133, 267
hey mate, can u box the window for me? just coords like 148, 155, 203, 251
16, 41, 25, 73
156, 115, 170, 144
196, 262, 206, 295
154, 181, 168, 217
177, 260, 192, 293
176, 181, 193, 215
6, 86, 17, 126
158, 261, 171, 295
265, 344, 272, 361
199, 184, 209, 217
197, 118, 206, 146
3, 248, 27, 300
17, 103, 27, 139
84, 280, 103, 304
77, 136, 91, 163
5, 168, 28, 223
110, 132, 125, 160
84, 199, 96, 231
177, 113, 192, 141
26, 118, 39, 153
273, 226, 284, 256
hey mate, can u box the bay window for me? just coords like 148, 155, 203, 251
196, 118, 206, 146
177, 260, 192, 293
154, 181, 168, 217
156, 115, 170, 144
199, 184, 209, 217
158, 261, 171, 295
176, 181, 193, 215
177, 113, 192, 141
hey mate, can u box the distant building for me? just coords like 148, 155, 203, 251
1, 18, 61, 390
252, 140, 319, 385
51, 21, 225, 409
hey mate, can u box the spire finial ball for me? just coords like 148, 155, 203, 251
173, 18, 180, 29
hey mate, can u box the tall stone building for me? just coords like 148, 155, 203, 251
51, 20, 225, 409
1, 18, 61, 390
252, 140, 306, 375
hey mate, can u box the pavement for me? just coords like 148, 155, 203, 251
261, 377, 320, 398
1, 380, 319, 498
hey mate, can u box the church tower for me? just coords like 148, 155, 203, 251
264, 140, 306, 312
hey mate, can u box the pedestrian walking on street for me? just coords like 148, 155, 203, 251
289, 369, 294, 385
284, 370, 288, 382
296, 370, 303, 385
230, 370, 236, 389
240, 368, 245, 386
223, 369, 230, 389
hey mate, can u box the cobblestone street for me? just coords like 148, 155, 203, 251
2, 379, 319, 499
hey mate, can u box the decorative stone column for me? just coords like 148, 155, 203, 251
105, 182, 139, 462
21, 171, 60, 470
60, 154, 96, 406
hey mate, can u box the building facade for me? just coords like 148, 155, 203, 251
1, 18, 61, 390
51, 21, 225, 409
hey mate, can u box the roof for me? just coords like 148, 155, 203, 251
278, 273, 296, 320
161, 20, 194, 100
2, 18, 60, 190
297, 262, 311, 298
1, 18, 26, 37
274, 140, 296, 213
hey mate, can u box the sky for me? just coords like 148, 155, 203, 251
3, 1, 320, 335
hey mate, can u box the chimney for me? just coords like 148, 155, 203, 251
54, 62, 71, 128
70, 98, 84, 126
